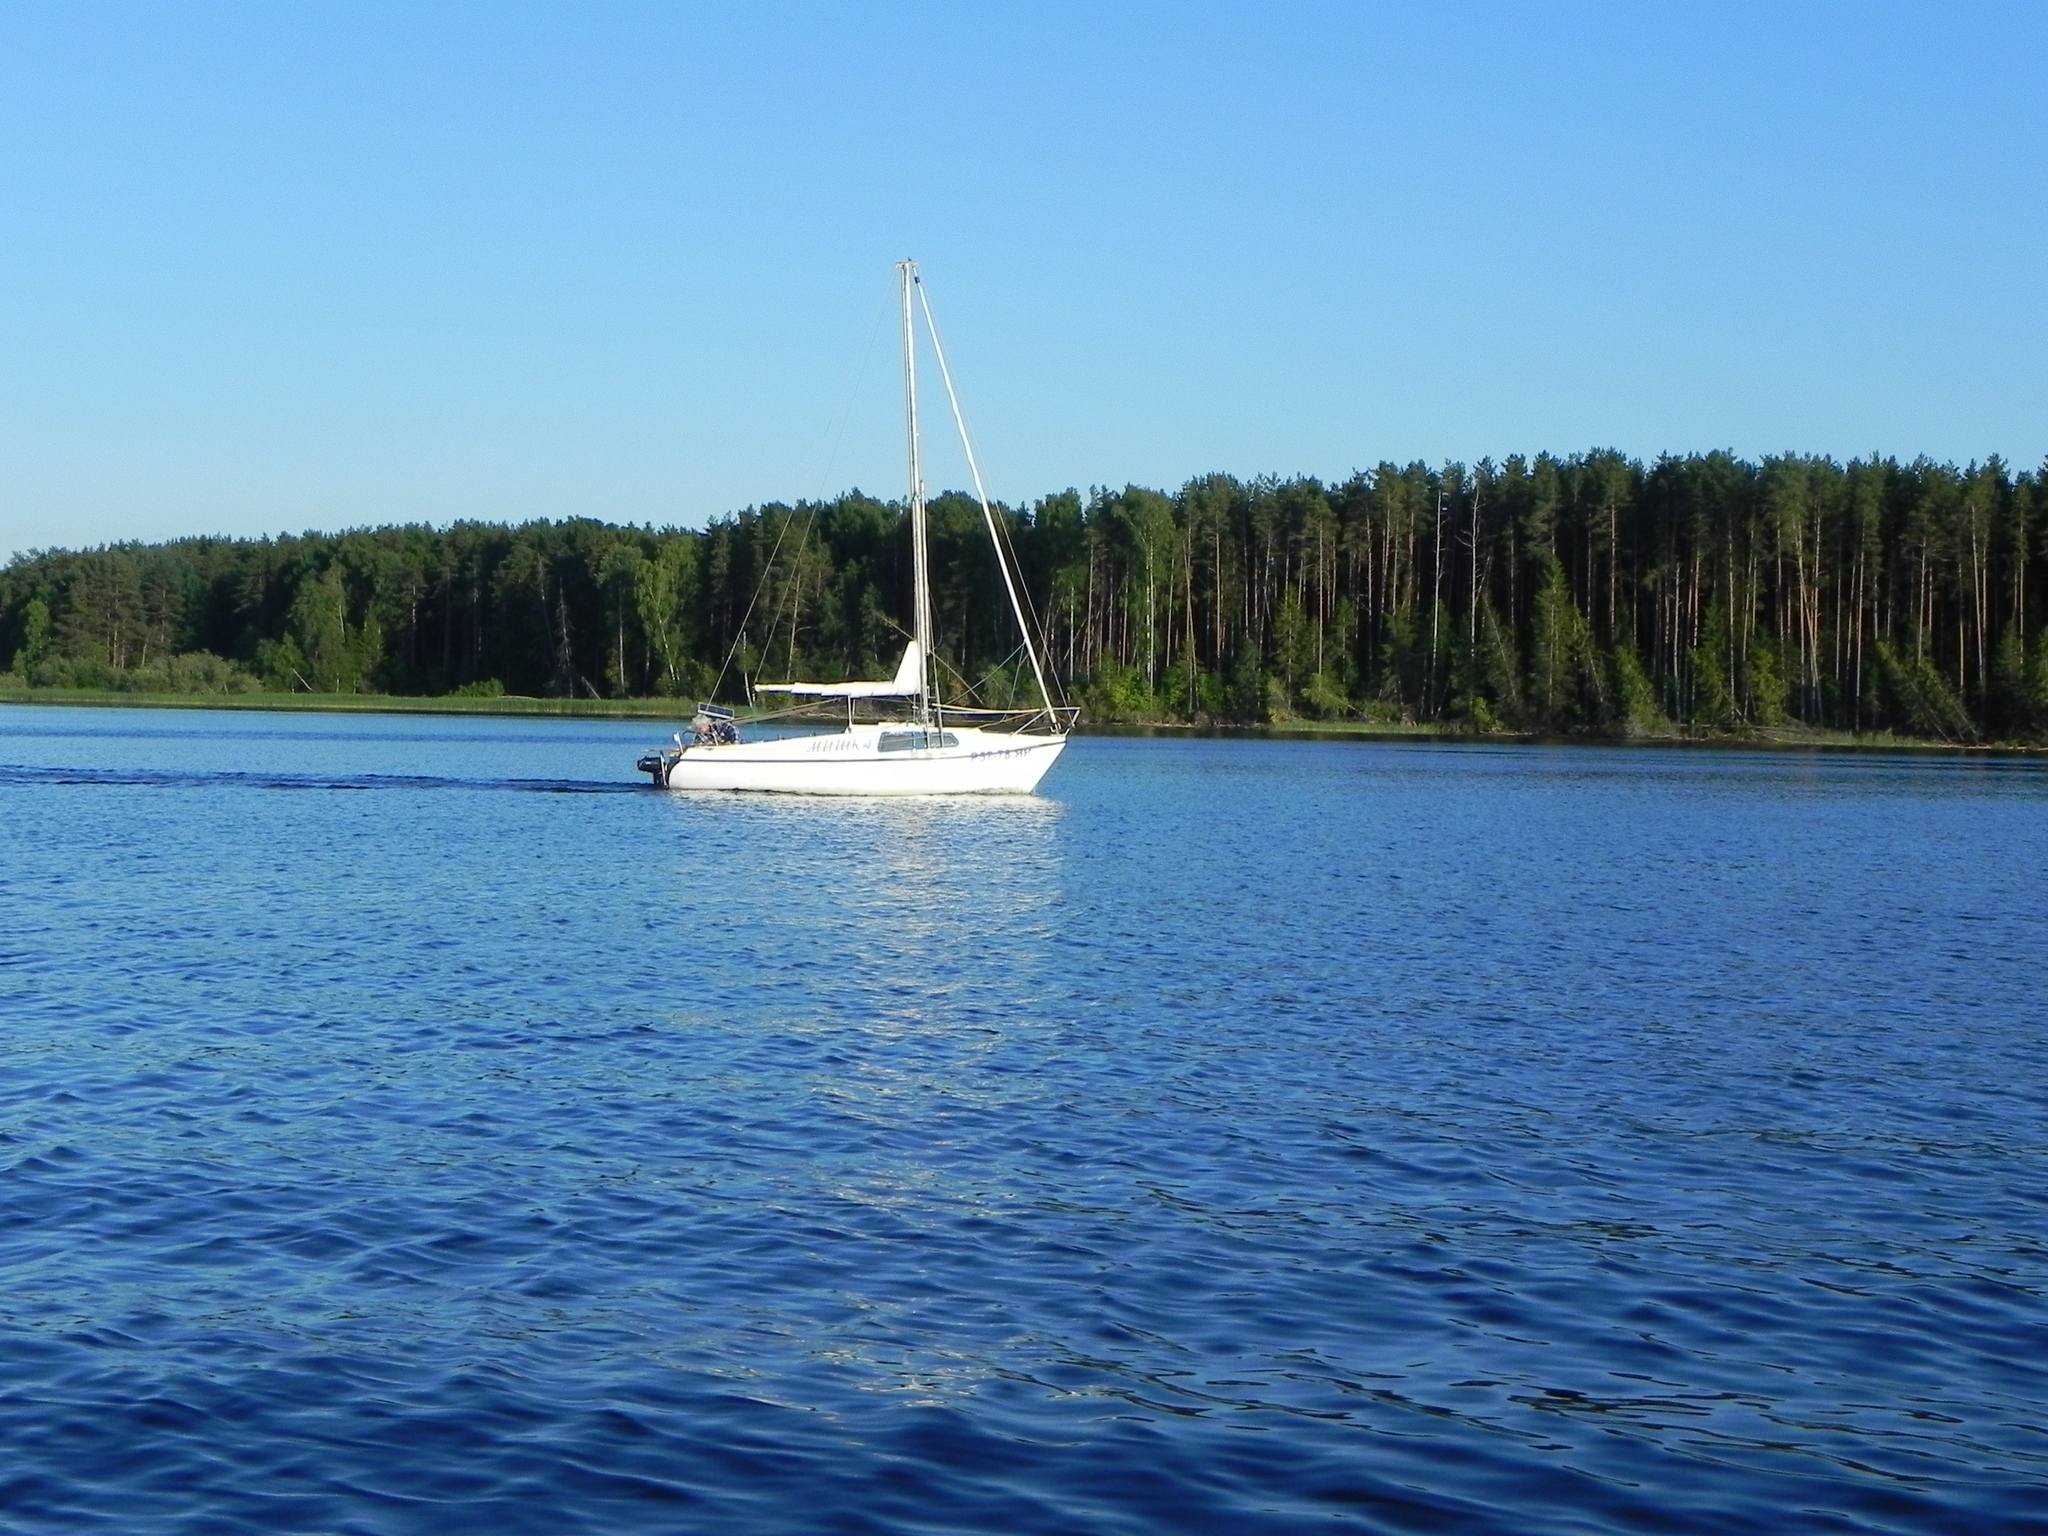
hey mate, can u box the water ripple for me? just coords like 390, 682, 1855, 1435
0, 763, 640, 794
1, 707, 2045, 1533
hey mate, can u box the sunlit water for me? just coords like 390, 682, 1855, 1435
2, 706, 2044, 1534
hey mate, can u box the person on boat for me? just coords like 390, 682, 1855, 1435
690, 710, 739, 746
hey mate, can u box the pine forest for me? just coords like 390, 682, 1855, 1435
7, 451, 2048, 743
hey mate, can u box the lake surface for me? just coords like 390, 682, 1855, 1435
2, 707, 2045, 1535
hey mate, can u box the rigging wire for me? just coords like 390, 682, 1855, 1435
958, 643, 1028, 706
809, 288, 896, 492
708, 284, 895, 703
708, 508, 796, 706
912, 276, 1064, 722
708, 266, 1068, 733
904, 305, 1064, 705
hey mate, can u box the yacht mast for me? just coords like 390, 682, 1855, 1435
914, 277, 1061, 724
899, 259, 933, 727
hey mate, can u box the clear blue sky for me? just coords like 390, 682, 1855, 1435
2, 1, 2043, 560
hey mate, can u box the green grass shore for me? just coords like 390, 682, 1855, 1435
4, 685, 2042, 754
1099, 719, 2048, 753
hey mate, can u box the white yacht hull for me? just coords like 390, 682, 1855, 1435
647, 724, 1067, 796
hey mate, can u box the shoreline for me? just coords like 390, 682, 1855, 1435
3, 687, 2043, 756
1091, 720, 2048, 756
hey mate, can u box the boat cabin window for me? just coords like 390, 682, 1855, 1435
877, 730, 959, 753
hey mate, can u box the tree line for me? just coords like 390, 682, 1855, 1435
6, 451, 2048, 741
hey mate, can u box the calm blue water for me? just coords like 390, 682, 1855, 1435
1, 707, 2045, 1535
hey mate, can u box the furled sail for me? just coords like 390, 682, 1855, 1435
753, 641, 923, 699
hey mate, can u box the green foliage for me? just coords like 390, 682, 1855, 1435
26, 650, 259, 694
1746, 638, 1790, 727
1263, 674, 1292, 720
1874, 641, 1976, 743
3, 452, 2046, 740
634, 539, 697, 696
265, 568, 383, 693
1229, 649, 1269, 722
1272, 595, 1312, 709
453, 678, 506, 698
1376, 604, 1419, 714
1298, 671, 1352, 719
255, 636, 306, 692
1987, 625, 2040, 739
1610, 643, 1671, 737
1086, 662, 1155, 722
1688, 604, 1741, 731
289, 570, 347, 688
11, 597, 51, 674
55, 552, 145, 668
2027, 636, 2048, 737
1157, 653, 1224, 720
1528, 563, 1607, 731
1474, 601, 1522, 720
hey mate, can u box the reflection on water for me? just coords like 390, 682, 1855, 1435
1, 706, 2045, 1536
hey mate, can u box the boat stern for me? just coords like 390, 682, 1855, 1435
637, 746, 685, 787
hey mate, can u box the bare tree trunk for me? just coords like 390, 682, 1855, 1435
1427, 494, 1445, 716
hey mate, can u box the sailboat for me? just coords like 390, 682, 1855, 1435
637, 260, 1076, 795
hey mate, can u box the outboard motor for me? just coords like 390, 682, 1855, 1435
637, 731, 690, 786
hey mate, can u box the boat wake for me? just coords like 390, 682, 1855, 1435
0, 764, 641, 795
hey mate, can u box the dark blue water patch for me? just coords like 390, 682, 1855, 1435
2, 707, 2046, 1534
0, 764, 642, 794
